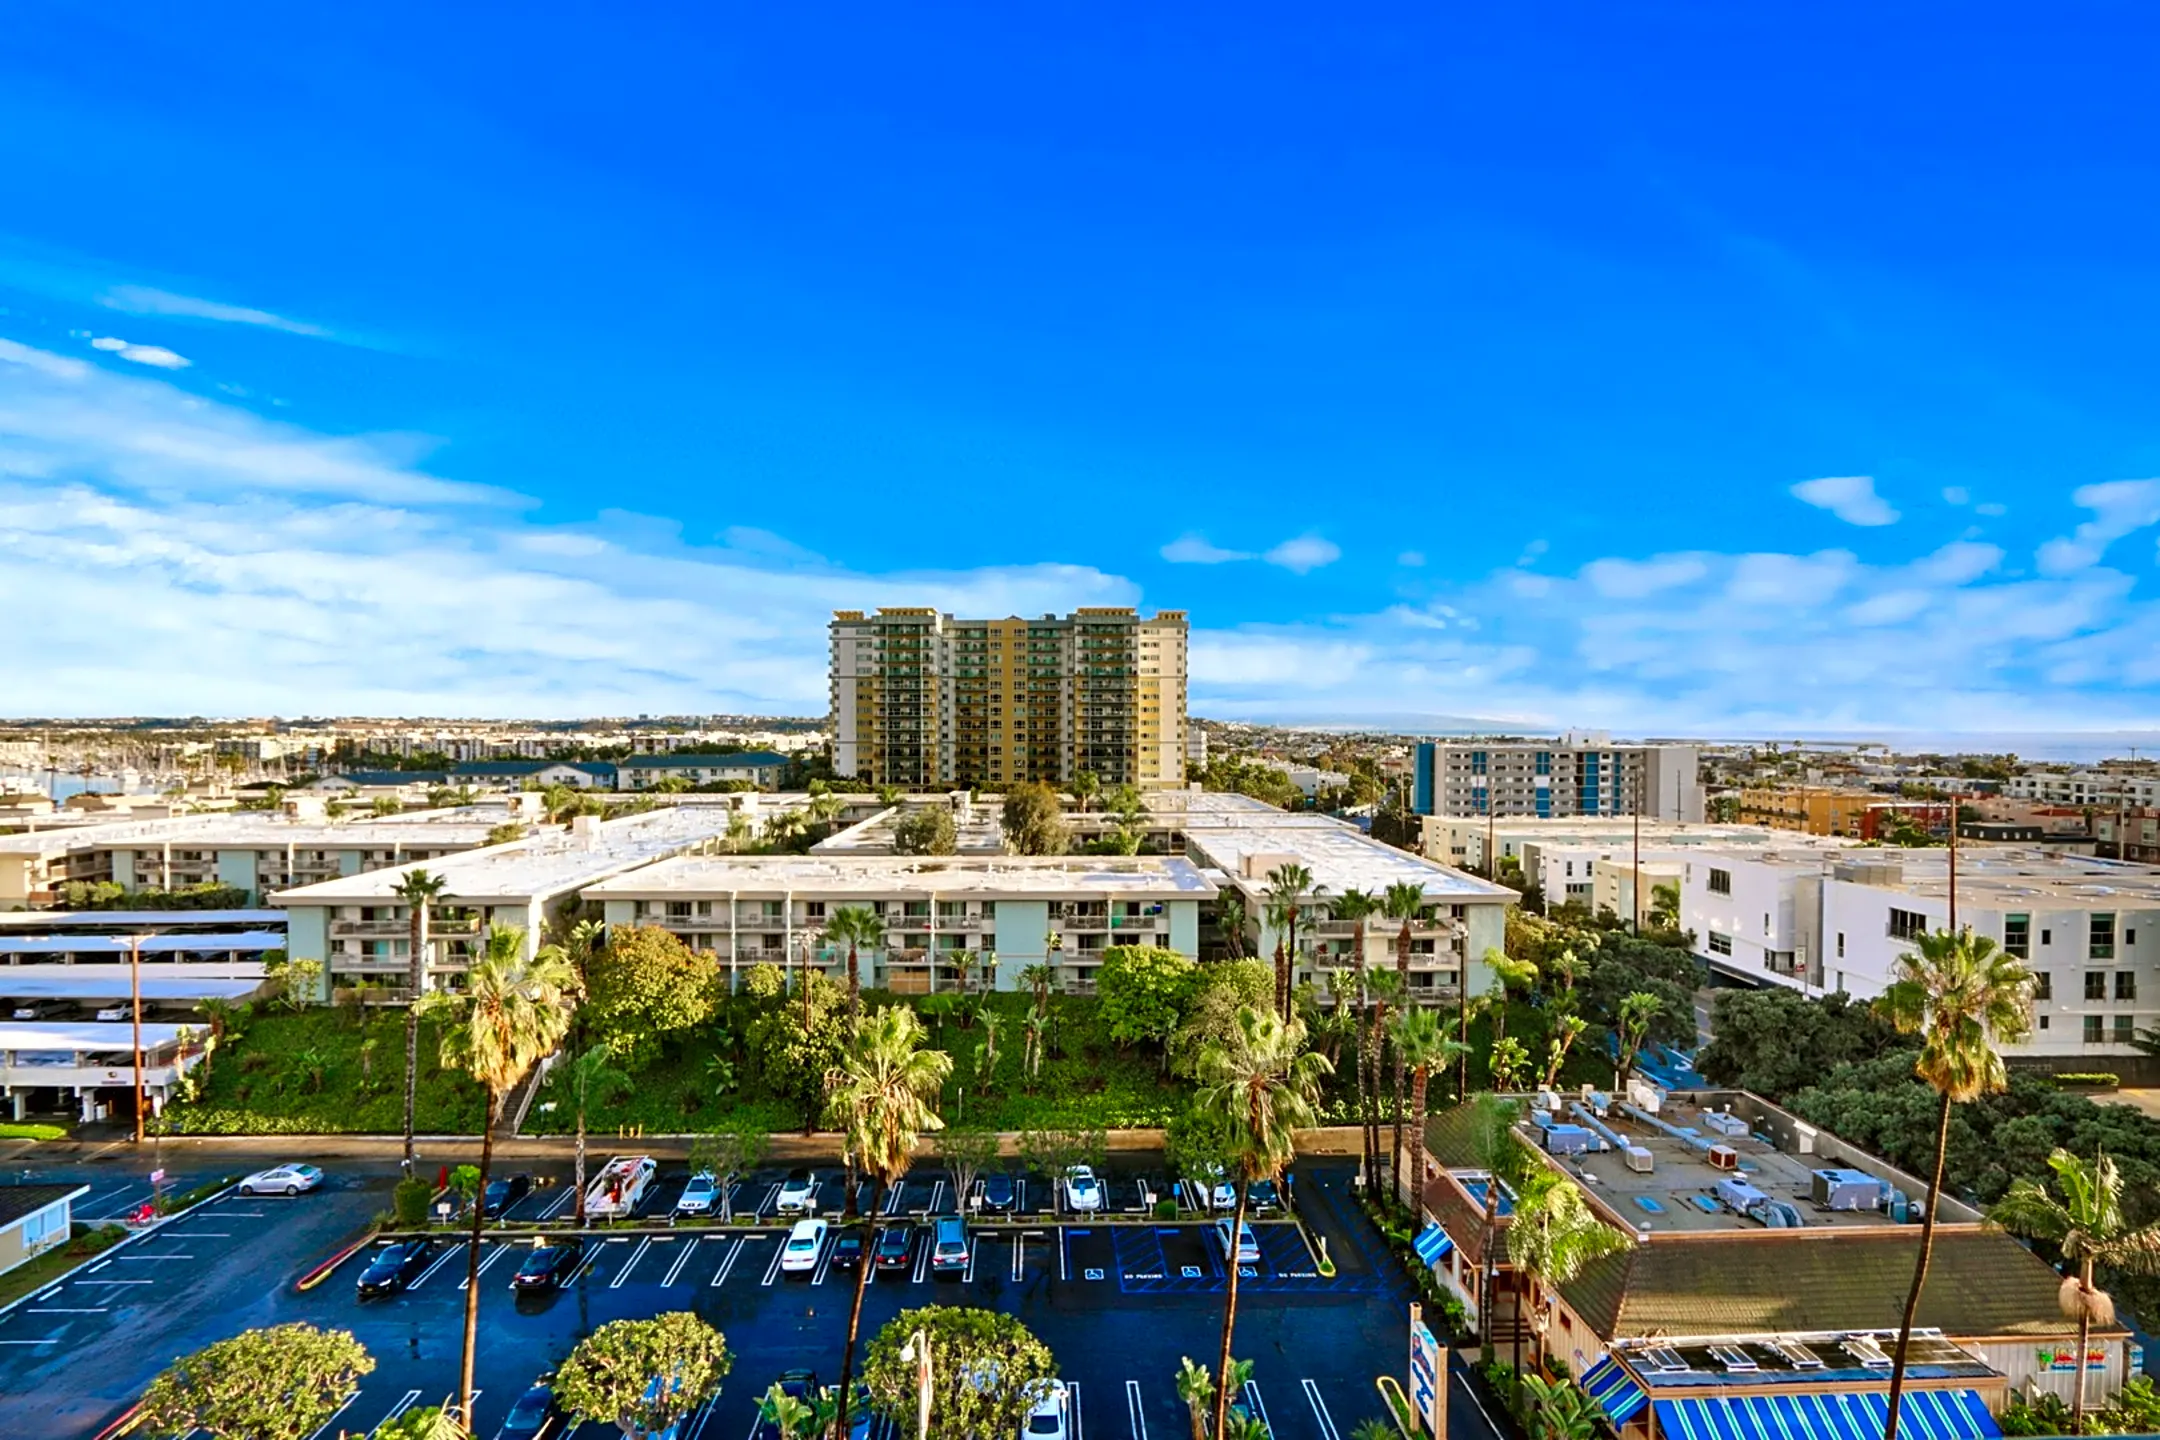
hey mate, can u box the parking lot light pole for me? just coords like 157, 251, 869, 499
900, 1328, 931, 1437
130, 933, 148, 1144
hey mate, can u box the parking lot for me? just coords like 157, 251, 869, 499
0, 1155, 1485, 1440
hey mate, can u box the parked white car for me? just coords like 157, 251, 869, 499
676, 1170, 720, 1216
780, 1218, 828, 1274
1022, 1379, 1071, 1438
239, 1163, 324, 1196
1062, 1165, 1103, 1213
775, 1167, 819, 1215
585, 1155, 658, 1220
1214, 1217, 1260, 1266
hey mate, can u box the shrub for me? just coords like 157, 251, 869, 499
2050, 1072, 2120, 1087
393, 1178, 435, 1228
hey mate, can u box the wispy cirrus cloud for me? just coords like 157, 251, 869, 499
1160, 533, 1252, 564
2035, 479, 2160, 575
99, 283, 342, 341
1162, 531, 1342, 574
88, 335, 189, 369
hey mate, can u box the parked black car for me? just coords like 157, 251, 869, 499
512, 1237, 584, 1291
873, 1222, 916, 1271
493, 1382, 563, 1440
484, 1173, 534, 1218
356, 1238, 437, 1298
979, 1172, 1017, 1213
827, 1225, 866, 1271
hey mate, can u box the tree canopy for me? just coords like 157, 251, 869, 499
1170, 958, 1274, 1078
583, 925, 719, 1065
1096, 945, 1198, 1053
741, 962, 850, 1129
893, 807, 958, 855
1001, 783, 1068, 856
861, 1306, 1057, 1439
138, 1323, 375, 1440
1697, 987, 1899, 1097
554, 1312, 732, 1440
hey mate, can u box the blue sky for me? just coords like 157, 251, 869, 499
4, 4, 2160, 734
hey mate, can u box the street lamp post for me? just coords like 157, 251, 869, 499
130, 933, 146, 1144
900, 1328, 932, 1438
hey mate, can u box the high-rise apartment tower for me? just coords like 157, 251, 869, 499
1410, 731, 1704, 821
830, 608, 1188, 791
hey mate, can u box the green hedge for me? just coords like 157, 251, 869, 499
2051, 1072, 2120, 1087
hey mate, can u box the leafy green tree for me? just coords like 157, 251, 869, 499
893, 807, 957, 856
1171, 958, 1274, 1078
1097, 945, 1199, 1062
1506, 1167, 1630, 1373
395, 861, 450, 1176
1164, 1104, 1233, 1188
548, 1041, 628, 1223
138, 1323, 374, 1440
756, 1384, 832, 1439
555, 1312, 732, 1440
863, 1305, 1056, 1439
1647, 880, 1680, 932
1697, 986, 1898, 1097
696, 1125, 770, 1223
1001, 782, 1068, 856
827, 1006, 953, 1437
419, 927, 576, 1417
824, 905, 884, 1022
1612, 991, 1662, 1092
1989, 1149, 2160, 1434
1880, 928, 2032, 1440
937, 1125, 1001, 1214
373, 1406, 468, 1440
742, 963, 849, 1128
1191, 1007, 1331, 1438
1215, 893, 1248, 959
582, 926, 717, 1065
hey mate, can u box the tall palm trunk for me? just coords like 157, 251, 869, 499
1393, 919, 1412, 1191
847, 942, 861, 1023
459, 1087, 498, 1420
1885, 1089, 1953, 1440
1212, 1181, 1251, 1440
402, 907, 426, 1177
1456, 972, 1470, 1103
1273, 938, 1290, 1021
1408, 1064, 1430, 1206
1351, 930, 1372, 1187
573, 1095, 588, 1225
2073, 1259, 2095, 1436
836, 1176, 883, 1439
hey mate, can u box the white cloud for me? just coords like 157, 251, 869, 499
2036, 479, 2160, 575
1941, 486, 1970, 506
99, 284, 336, 340
1791, 474, 1900, 527
89, 336, 190, 369
1580, 554, 1708, 599
1161, 534, 1253, 565
1263, 534, 1341, 574
1908, 540, 2004, 586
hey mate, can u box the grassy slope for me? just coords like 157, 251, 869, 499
160, 1008, 484, 1135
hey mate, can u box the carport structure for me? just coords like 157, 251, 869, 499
0, 1020, 211, 1124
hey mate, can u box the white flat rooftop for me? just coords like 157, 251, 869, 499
0, 812, 506, 858
1185, 818, 1516, 901
0, 966, 267, 1002
0, 910, 285, 929
1721, 844, 2160, 905
0, 1021, 194, 1052
0, 931, 284, 956
274, 806, 744, 904
587, 853, 1218, 899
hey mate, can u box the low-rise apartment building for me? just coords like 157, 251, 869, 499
584, 853, 1215, 995
2006, 770, 2160, 808
1734, 786, 1879, 837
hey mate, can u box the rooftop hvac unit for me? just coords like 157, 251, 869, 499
1624, 1146, 1655, 1173
1707, 1144, 1740, 1171
1810, 1168, 1882, 1211
1703, 1110, 1750, 1138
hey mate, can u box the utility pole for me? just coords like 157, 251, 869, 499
1632, 762, 1643, 934
1947, 787, 1959, 937
130, 933, 146, 1144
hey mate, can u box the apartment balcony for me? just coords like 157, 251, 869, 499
1108, 914, 1167, 933
1059, 912, 1109, 931
329, 920, 414, 939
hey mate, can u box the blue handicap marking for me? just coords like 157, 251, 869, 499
1084, 1267, 1105, 1281
1181, 1265, 1202, 1279
1238, 1266, 1258, 1279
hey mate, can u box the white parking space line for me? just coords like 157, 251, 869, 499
927, 1179, 946, 1213
410, 1242, 466, 1291
661, 1237, 699, 1287
87, 1258, 113, 1274
1058, 1227, 1069, 1281
710, 1236, 746, 1287
371, 1390, 424, 1434
911, 1234, 929, 1284
611, 1236, 652, 1289
812, 1233, 837, 1287
117, 1253, 193, 1261
0, 1337, 62, 1345
166, 1231, 231, 1239
461, 1241, 513, 1290
1242, 1382, 1272, 1437
1301, 1378, 1342, 1440
27, 1306, 108, 1314
760, 1238, 786, 1287
963, 1238, 977, 1284
756, 1182, 779, 1216
539, 1185, 578, 1220
79, 1186, 150, 1221
72, 1279, 154, 1286
1123, 1379, 1149, 1439
302, 1392, 358, 1440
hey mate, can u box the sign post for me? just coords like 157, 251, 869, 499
1409, 1303, 1445, 1437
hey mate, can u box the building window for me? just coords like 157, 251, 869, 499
2038, 1014, 2050, 1030
2003, 913, 2030, 959
2090, 914, 2116, 960
1764, 913, 1772, 935
1708, 868, 1733, 896
2117, 972, 2137, 1002
2034, 971, 2052, 1000
2042, 928, 2053, 946
2086, 972, 2108, 1002
1888, 908, 1930, 942
2084, 1015, 2104, 1044
2116, 1015, 2138, 1043
1708, 932, 1733, 956
1836, 933, 1846, 959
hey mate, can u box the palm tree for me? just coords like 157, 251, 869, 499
825, 1005, 952, 1439
393, 868, 447, 1177
1071, 770, 1100, 813
1262, 894, 1295, 1022
1263, 863, 1325, 1018
1506, 1166, 1630, 1375
1019, 962, 1056, 1012
1331, 887, 1382, 1187
1394, 1008, 1468, 1207
1988, 1148, 2160, 1434
420, 926, 576, 1421
824, 905, 883, 1022
1365, 969, 1404, 1192
1468, 1094, 1526, 1355
1191, 1007, 1331, 1439
1381, 881, 1427, 1169
1878, 927, 2032, 1440
1174, 1355, 1214, 1440
1215, 893, 1248, 960
549, 1041, 627, 1225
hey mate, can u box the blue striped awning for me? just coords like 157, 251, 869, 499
1653, 1389, 2000, 1440
1580, 1356, 1649, 1425
1412, 1222, 1452, 1266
